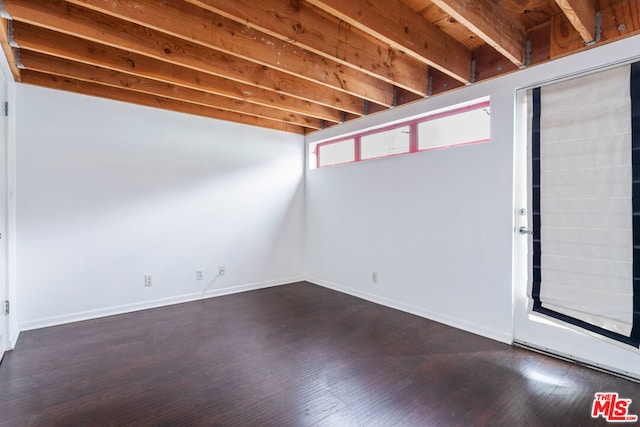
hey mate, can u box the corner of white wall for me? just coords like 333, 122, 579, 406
307, 276, 513, 344
0, 46, 19, 349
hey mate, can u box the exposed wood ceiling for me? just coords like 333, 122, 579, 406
0, 1, 638, 134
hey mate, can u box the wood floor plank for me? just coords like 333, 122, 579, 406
1, 282, 639, 426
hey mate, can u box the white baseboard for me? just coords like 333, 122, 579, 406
19, 276, 304, 332
16, 276, 513, 346
306, 276, 513, 345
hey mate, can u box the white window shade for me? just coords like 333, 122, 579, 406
529, 64, 639, 346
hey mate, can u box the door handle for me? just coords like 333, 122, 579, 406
519, 227, 533, 235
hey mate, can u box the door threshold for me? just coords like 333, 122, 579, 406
514, 341, 640, 383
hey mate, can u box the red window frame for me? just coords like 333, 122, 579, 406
314, 100, 490, 168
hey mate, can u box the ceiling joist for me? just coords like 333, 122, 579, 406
0, 19, 20, 81
2, 0, 366, 116
20, 50, 324, 129
303, 0, 472, 83
22, 70, 306, 133
554, 0, 597, 44
185, 0, 430, 96
429, 0, 528, 66
0, 0, 638, 134
10, 22, 342, 123
65, 0, 395, 106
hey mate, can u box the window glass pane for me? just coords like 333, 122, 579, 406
318, 139, 355, 167
418, 106, 490, 150
361, 126, 410, 160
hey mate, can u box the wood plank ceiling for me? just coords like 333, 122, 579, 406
0, 1, 638, 134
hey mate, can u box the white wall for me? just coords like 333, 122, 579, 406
0, 52, 18, 348
305, 35, 640, 346
305, 89, 515, 343
16, 85, 305, 329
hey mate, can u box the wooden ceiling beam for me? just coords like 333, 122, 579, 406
2, 0, 367, 115
304, 0, 472, 83
554, 0, 597, 44
429, 0, 528, 66
64, 0, 394, 106
10, 21, 342, 123
19, 50, 324, 130
549, 0, 640, 59
20, 70, 304, 133
0, 19, 21, 81
185, 0, 429, 96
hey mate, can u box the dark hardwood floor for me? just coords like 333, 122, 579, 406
1, 282, 639, 426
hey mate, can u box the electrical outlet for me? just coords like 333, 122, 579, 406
196, 270, 204, 280
219, 266, 226, 276
144, 275, 153, 287
372, 272, 378, 283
